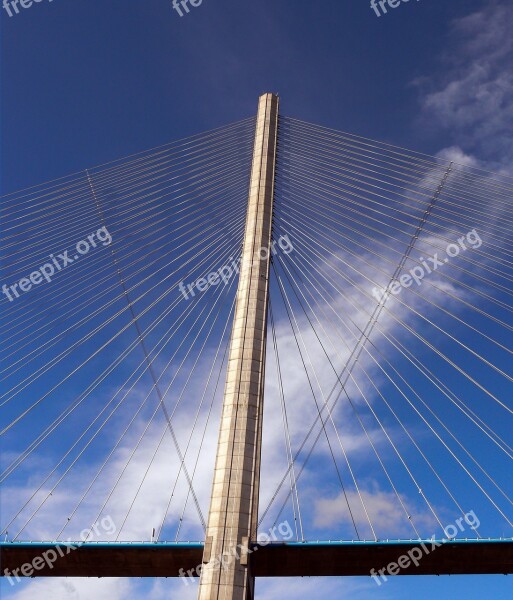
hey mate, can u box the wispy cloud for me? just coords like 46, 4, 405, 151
314, 487, 436, 537
1, 575, 379, 600
2, 577, 131, 600
415, 0, 513, 168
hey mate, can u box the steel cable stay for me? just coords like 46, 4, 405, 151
0, 181, 248, 336
274, 211, 510, 448
277, 224, 513, 465
278, 224, 513, 416
0, 201, 246, 375
279, 119, 450, 173
11, 286, 217, 539
1, 191, 245, 335
273, 217, 513, 335
0, 166, 249, 315
273, 252, 450, 538
0, 233, 245, 495
276, 143, 513, 235
271, 255, 444, 539
260, 148, 507, 532
274, 193, 513, 296
268, 298, 304, 541
276, 165, 513, 256
1, 176, 247, 299
272, 221, 513, 495
276, 142, 513, 225
0, 145, 251, 258
2, 107, 512, 584
275, 176, 513, 280
270, 246, 479, 534
0, 136, 253, 247
278, 128, 451, 185
113, 275, 239, 541
1, 151, 251, 266
260, 221, 511, 523
166, 298, 236, 542
274, 192, 513, 306
275, 133, 513, 244
280, 116, 513, 189
278, 127, 513, 216
276, 180, 511, 298
0, 214, 245, 403
261, 295, 512, 539
6, 242, 242, 540
274, 170, 513, 265
0, 255, 242, 541
0, 116, 255, 207
274, 206, 513, 355
270, 261, 373, 541
53, 265, 238, 541
0, 189, 246, 350
0, 227, 245, 434
94, 185, 240, 542
1, 268, 235, 536
272, 218, 513, 462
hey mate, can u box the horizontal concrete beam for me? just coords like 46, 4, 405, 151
0, 543, 203, 578
1, 540, 512, 578
251, 539, 513, 577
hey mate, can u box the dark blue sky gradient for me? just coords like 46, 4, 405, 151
2, 0, 484, 193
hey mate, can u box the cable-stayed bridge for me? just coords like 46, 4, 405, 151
1, 94, 512, 599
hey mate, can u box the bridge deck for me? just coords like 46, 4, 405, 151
1, 539, 512, 578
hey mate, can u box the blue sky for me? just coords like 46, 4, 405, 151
0, 0, 494, 192
2, 0, 513, 598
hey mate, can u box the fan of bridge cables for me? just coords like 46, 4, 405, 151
0, 115, 512, 545
259, 116, 513, 543
0, 119, 254, 543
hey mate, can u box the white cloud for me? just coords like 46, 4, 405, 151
2, 577, 131, 600
1, 576, 379, 600
313, 488, 436, 538
257, 577, 378, 600
415, 0, 513, 168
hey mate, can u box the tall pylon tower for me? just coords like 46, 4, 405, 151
197, 93, 279, 600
